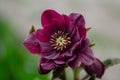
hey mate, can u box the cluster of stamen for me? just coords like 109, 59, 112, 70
50, 31, 71, 51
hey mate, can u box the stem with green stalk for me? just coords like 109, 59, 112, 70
52, 67, 66, 80
73, 67, 79, 80
73, 65, 83, 80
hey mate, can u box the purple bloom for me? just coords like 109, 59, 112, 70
23, 10, 104, 78
83, 58, 105, 78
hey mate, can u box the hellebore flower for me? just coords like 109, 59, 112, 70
23, 9, 104, 78
83, 58, 105, 78
36, 10, 94, 72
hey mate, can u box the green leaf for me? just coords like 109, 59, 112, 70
103, 58, 120, 69
29, 25, 36, 34
86, 27, 91, 32
89, 43, 95, 48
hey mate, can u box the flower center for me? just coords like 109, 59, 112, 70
50, 31, 71, 51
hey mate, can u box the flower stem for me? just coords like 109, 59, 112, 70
73, 67, 79, 80
73, 64, 83, 80
52, 67, 66, 80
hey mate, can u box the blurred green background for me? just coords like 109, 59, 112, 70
0, 16, 49, 80
0, 0, 120, 80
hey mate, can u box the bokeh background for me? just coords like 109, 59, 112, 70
0, 0, 120, 80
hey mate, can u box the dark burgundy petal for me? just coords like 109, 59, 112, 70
69, 13, 86, 40
69, 13, 85, 28
54, 58, 66, 67
61, 50, 72, 57
71, 27, 81, 43
44, 23, 59, 34
68, 56, 80, 68
54, 59, 65, 65
67, 54, 76, 63
37, 19, 66, 42
41, 51, 60, 59
69, 41, 81, 57
83, 58, 105, 78
81, 38, 90, 48
23, 32, 40, 54
36, 29, 50, 42
78, 49, 94, 66
62, 15, 74, 33
78, 26, 86, 40
54, 55, 67, 67
51, 19, 65, 32
36, 25, 56, 42
39, 42, 53, 53
38, 57, 55, 74
78, 39, 94, 65
41, 10, 64, 27
71, 39, 94, 65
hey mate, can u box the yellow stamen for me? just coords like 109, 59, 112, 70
50, 31, 71, 51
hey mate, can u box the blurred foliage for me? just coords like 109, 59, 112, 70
0, 16, 49, 80
103, 58, 120, 69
